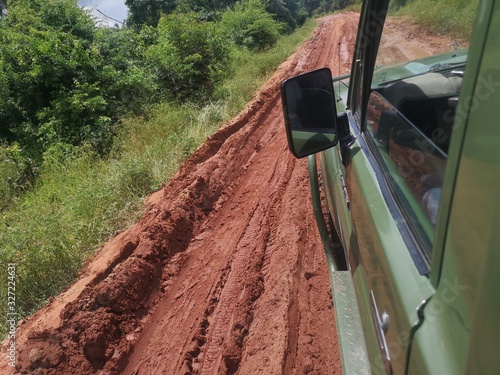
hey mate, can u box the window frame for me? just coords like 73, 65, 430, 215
362, 91, 452, 272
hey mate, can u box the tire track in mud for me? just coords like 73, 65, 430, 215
197, 204, 268, 375
122, 111, 300, 375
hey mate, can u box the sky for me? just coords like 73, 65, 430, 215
77, 0, 128, 27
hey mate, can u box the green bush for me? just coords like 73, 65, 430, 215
0, 143, 36, 209
0, 0, 108, 153
243, 17, 282, 50
220, 0, 283, 50
94, 26, 159, 115
0, 1, 159, 158
145, 12, 230, 98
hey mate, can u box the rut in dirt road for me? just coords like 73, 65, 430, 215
121, 37, 342, 373
0, 11, 459, 375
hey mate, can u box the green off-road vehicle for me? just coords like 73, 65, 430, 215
281, 0, 500, 374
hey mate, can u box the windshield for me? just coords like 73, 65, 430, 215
370, 13, 469, 87
372, 49, 468, 87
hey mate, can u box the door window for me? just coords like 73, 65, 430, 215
365, 92, 448, 259
362, 8, 471, 261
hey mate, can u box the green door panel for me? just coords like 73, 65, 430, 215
347, 139, 435, 373
318, 113, 434, 374
407, 311, 461, 375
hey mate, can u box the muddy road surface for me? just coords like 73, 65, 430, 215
1, 13, 458, 375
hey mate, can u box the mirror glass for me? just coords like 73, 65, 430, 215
281, 68, 338, 158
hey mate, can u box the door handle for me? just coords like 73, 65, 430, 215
370, 290, 392, 374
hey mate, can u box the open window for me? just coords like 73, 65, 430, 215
365, 91, 448, 260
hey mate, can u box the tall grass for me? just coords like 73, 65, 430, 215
0, 18, 317, 336
396, 0, 479, 40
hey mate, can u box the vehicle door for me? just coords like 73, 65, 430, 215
322, 0, 473, 373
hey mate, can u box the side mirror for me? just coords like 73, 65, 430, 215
280, 67, 339, 158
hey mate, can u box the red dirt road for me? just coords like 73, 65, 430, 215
1, 13, 458, 375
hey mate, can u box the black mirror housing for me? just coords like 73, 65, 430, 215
280, 68, 339, 158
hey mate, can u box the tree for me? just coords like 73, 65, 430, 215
94, 26, 158, 114
220, 0, 283, 50
264, 0, 296, 31
145, 11, 230, 97
0, 0, 110, 153
125, 0, 177, 27
303, 0, 322, 15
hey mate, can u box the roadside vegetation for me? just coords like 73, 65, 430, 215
393, 0, 479, 40
318, 0, 478, 40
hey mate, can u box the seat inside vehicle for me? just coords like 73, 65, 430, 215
378, 71, 463, 154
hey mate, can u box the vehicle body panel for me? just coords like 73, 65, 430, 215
341, 127, 435, 374
321, 1, 438, 372
281, 0, 500, 373
318, 96, 436, 374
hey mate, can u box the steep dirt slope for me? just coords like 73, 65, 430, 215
0, 13, 459, 375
